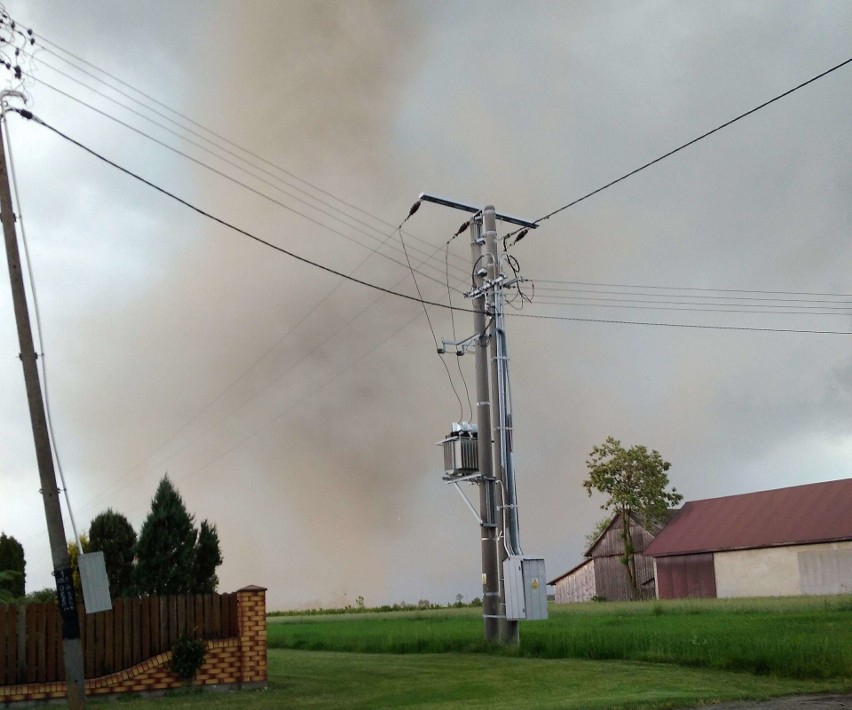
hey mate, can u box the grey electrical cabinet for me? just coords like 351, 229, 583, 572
79, 551, 112, 613
503, 556, 548, 620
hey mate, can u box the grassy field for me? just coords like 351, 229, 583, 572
268, 595, 852, 680
91, 596, 851, 709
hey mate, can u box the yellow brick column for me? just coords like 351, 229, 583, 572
236, 585, 268, 688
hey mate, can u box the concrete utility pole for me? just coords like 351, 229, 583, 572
482, 206, 520, 645
469, 217, 500, 643
0, 106, 87, 708
426, 194, 545, 647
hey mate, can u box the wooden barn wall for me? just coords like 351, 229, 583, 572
591, 517, 657, 558
593, 553, 657, 601
553, 561, 596, 603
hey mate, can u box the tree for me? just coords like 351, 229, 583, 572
67, 533, 90, 595
0, 533, 25, 599
24, 587, 58, 604
582, 436, 682, 598
0, 571, 22, 604
191, 520, 222, 594
134, 475, 197, 595
89, 509, 137, 598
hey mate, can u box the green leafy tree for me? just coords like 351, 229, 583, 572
67, 533, 91, 595
89, 509, 137, 597
0, 571, 22, 604
583, 436, 682, 598
25, 587, 58, 604
134, 475, 197, 595
0, 533, 26, 598
191, 520, 222, 594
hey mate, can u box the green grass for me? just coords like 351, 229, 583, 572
268, 595, 852, 680
88, 596, 852, 708
91, 648, 848, 709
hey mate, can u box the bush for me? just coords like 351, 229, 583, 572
170, 634, 205, 680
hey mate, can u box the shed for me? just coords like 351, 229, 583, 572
645, 478, 852, 599
549, 511, 670, 602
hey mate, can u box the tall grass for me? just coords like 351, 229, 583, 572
267, 595, 852, 680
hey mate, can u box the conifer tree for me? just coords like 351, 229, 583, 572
192, 520, 223, 593
89, 509, 137, 598
134, 475, 197, 595
0, 533, 25, 599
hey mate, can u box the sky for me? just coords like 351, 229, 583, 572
0, 0, 849, 611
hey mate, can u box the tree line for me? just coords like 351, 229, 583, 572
0, 475, 222, 604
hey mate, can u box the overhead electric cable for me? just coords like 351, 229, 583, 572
34, 34, 473, 276
534, 279, 852, 299
29, 80, 466, 290
446, 241, 473, 422
13, 110, 849, 336
398, 226, 465, 421
13, 108, 468, 311
515, 55, 852, 236
30, 65, 470, 284
530, 300, 849, 316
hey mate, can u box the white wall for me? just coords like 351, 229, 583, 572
714, 541, 852, 598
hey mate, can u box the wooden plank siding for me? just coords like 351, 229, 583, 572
551, 513, 665, 603
587, 513, 659, 601
1, 592, 238, 685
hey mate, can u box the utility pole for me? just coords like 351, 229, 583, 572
469, 216, 500, 643
482, 206, 519, 645
427, 194, 546, 647
0, 103, 87, 708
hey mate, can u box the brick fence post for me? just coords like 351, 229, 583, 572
236, 585, 267, 689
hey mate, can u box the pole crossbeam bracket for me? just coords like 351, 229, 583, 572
438, 333, 478, 356
464, 274, 509, 300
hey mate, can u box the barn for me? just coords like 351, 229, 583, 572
549, 512, 669, 602
644, 478, 852, 599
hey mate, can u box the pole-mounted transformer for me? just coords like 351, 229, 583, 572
438, 422, 479, 481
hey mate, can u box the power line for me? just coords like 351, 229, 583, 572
13, 107, 467, 312
31, 32, 847, 323
507, 312, 849, 335
12, 109, 850, 336
530, 299, 850, 316
534, 279, 852, 299
398, 226, 465, 421
515, 55, 852, 236
31, 36, 473, 281
31, 77, 468, 292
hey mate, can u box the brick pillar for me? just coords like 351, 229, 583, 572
236, 585, 268, 688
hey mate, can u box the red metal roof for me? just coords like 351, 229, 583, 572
644, 478, 852, 557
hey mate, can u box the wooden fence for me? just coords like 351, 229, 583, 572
0, 593, 237, 685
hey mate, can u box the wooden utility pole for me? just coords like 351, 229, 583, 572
0, 106, 87, 708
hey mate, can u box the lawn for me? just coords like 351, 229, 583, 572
90, 649, 847, 709
91, 596, 851, 709
268, 595, 852, 679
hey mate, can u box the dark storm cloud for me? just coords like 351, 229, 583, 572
1, 0, 849, 607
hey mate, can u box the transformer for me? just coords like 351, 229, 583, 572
437, 422, 479, 480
